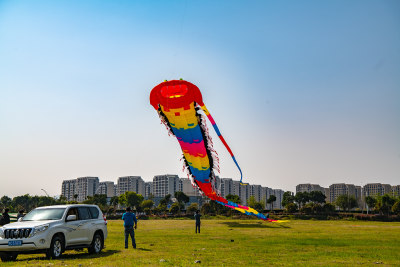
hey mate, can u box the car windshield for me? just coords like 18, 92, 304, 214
22, 208, 66, 221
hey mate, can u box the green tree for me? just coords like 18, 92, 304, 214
174, 191, 189, 205
376, 194, 396, 215
285, 202, 298, 213
1, 196, 12, 209
169, 202, 181, 214
300, 203, 313, 214
187, 203, 199, 214
201, 202, 212, 214
157, 203, 167, 214
323, 203, 336, 214
209, 200, 230, 215
159, 194, 172, 206
12, 194, 33, 212
295, 192, 310, 208
83, 194, 107, 207
141, 200, 154, 210
392, 201, 400, 215
247, 196, 265, 213
281, 191, 295, 207
110, 196, 119, 210
119, 191, 144, 210
226, 194, 241, 205
311, 203, 323, 214
365, 196, 376, 213
267, 195, 277, 211
309, 191, 326, 204
335, 195, 358, 211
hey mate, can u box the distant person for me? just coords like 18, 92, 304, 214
122, 207, 137, 249
0, 208, 10, 226
17, 210, 25, 220
194, 210, 201, 234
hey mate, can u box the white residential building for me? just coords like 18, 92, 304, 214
296, 183, 326, 194
96, 181, 115, 198
180, 178, 201, 197
145, 182, 153, 198
75, 176, 99, 202
117, 176, 145, 196
220, 178, 234, 198
61, 179, 77, 202
249, 185, 262, 202
152, 174, 180, 197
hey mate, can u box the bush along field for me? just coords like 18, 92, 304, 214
1, 219, 400, 266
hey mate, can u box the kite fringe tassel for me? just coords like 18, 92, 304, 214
197, 110, 220, 177
157, 109, 174, 136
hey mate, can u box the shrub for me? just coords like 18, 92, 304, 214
286, 203, 298, 213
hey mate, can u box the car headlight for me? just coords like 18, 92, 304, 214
0, 228, 4, 239
29, 224, 49, 237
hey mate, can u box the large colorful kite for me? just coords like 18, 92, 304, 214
150, 79, 277, 222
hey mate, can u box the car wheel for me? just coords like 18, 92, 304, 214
46, 235, 64, 259
88, 233, 103, 254
0, 252, 18, 262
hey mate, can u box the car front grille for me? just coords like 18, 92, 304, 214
4, 228, 32, 239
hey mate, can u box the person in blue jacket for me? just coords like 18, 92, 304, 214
122, 207, 137, 249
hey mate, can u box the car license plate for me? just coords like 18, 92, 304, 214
8, 240, 22, 246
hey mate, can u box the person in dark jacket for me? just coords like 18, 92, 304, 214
17, 210, 25, 220
194, 210, 201, 234
0, 208, 10, 225
122, 207, 137, 249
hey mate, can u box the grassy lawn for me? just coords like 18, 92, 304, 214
2, 219, 400, 266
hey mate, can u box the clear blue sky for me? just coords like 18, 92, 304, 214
0, 0, 399, 197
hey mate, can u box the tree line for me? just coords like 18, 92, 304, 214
280, 191, 400, 215
0, 191, 275, 217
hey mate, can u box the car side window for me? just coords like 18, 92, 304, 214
78, 207, 91, 220
66, 208, 79, 221
89, 207, 99, 219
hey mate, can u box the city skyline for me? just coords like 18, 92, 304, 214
1, 1, 399, 197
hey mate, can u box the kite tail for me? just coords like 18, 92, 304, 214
199, 185, 282, 222
199, 105, 246, 184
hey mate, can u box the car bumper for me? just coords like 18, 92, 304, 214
0, 236, 49, 252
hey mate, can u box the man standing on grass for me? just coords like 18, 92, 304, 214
194, 210, 201, 234
122, 207, 137, 249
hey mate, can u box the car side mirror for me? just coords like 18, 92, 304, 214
17, 218, 23, 222
66, 215, 77, 221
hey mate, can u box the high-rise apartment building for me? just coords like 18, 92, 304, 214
362, 183, 392, 197
179, 178, 201, 197
145, 182, 153, 198
261, 187, 273, 209
328, 183, 357, 203
75, 176, 99, 202
296, 183, 325, 194
152, 174, 180, 197
233, 180, 249, 205
220, 178, 234, 197
96, 181, 115, 198
249, 185, 262, 202
61, 179, 77, 202
392, 185, 400, 197
272, 189, 284, 209
117, 176, 145, 196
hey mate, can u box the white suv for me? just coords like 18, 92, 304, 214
0, 204, 107, 262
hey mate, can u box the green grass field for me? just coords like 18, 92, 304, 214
2, 219, 400, 266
